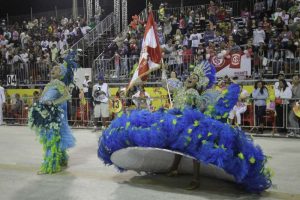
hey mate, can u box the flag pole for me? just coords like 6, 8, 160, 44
161, 59, 173, 108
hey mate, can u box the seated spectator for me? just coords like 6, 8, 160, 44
229, 85, 249, 127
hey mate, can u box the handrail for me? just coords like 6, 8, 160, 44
70, 12, 115, 52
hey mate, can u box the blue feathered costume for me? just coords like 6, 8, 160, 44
98, 61, 272, 192
28, 52, 77, 174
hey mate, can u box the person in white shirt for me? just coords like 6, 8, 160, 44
229, 86, 249, 127
274, 72, 292, 90
273, 8, 283, 20
281, 10, 289, 25
132, 86, 152, 111
253, 25, 266, 46
80, 24, 91, 35
0, 81, 6, 125
275, 79, 292, 134
92, 75, 110, 131
51, 44, 58, 63
41, 38, 49, 51
82, 74, 90, 98
189, 29, 202, 54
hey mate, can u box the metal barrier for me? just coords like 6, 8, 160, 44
0, 62, 51, 86
254, 49, 300, 78
93, 54, 203, 83
2, 94, 300, 137
152, 1, 240, 20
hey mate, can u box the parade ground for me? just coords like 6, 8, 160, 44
0, 126, 300, 200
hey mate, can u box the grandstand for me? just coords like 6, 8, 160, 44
1, 0, 300, 137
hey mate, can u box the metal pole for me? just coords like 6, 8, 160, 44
181, 0, 183, 10
30, 7, 33, 21
83, 0, 86, 20
55, 6, 58, 18
6, 13, 9, 26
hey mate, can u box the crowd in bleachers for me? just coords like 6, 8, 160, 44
0, 15, 92, 85
100, 0, 300, 81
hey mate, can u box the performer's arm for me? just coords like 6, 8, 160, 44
52, 81, 71, 105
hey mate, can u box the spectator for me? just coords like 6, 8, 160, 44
252, 81, 269, 134
229, 85, 249, 127
189, 29, 202, 54
132, 85, 152, 110
288, 75, 300, 137
92, 75, 110, 131
253, 24, 266, 46
82, 74, 90, 98
11, 93, 23, 122
32, 91, 39, 105
275, 79, 292, 134
274, 71, 292, 90
0, 80, 5, 125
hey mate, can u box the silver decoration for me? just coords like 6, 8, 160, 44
111, 147, 235, 182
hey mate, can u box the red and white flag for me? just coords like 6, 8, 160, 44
128, 11, 162, 90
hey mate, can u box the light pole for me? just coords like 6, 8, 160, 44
72, 0, 78, 18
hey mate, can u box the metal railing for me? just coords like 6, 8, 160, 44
254, 49, 300, 78
0, 62, 51, 86
70, 12, 115, 68
152, 1, 240, 20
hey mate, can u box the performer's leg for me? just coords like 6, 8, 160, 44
38, 134, 63, 174
186, 160, 200, 190
236, 106, 247, 125
61, 150, 68, 167
101, 103, 110, 128
166, 154, 182, 176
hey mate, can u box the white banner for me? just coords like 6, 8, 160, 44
211, 54, 251, 78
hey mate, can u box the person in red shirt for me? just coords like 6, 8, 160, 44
182, 45, 193, 72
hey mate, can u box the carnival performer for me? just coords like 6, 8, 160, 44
28, 53, 77, 175
98, 61, 272, 193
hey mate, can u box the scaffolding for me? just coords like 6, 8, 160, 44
121, 0, 128, 31
114, 0, 121, 34
86, 0, 93, 22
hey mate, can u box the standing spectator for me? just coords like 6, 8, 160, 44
252, 81, 269, 134
275, 79, 292, 134
71, 84, 80, 122
189, 29, 202, 54
32, 91, 39, 105
82, 74, 90, 98
113, 51, 121, 78
0, 80, 5, 125
208, 1, 218, 25
132, 86, 152, 110
274, 71, 292, 90
253, 24, 266, 46
51, 44, 58, 63
11, 93, 23, 123
281, 10, 290, 25
178, 14, 187, 34
92, 75, 110, 131
288, 75, 300, 137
